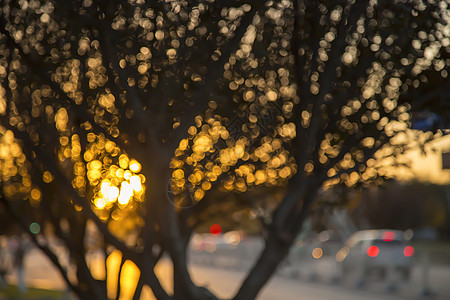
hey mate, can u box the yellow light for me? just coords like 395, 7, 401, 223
192, 135, 212, 153
139, 174, 146, 183
42, 171, 53, 183
106, 250, 122, 299
212, 166, 222, 175
202, 181, 211, 190
235, 144, 245, 158
100, 180, 110, 197
194, 189, 205, 201
266, 90, 277, 101
119, 260, 141, 300
312, 247, 323, 259
115, 168, 124, 178
30, 188, 41, 200
105, 141, 115, 153
129, 160, 141, 172
95, 198, 106, 209
87, 169, 101, 181
106, 185, 119, 202
179, 139, 188, 151
90, 160, 102, 170
255, 170, 267, 182
118, 181, 133, 205
119, 154, 129, 169
172, 169, 184, 179
124, 170, 132, 180
130, 175, 142, 192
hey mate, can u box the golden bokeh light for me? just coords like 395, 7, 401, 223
118, 181, 133, 205
119, 154, 129, 169
95, 198, 106, 210
312, 247, 323, 259
78, 134, 146, 214
130, 175, 142, 192
105, 185, 120, 203
129, 160, 141, 173
42, 171, 54, 183
1, 2, 447, 299
169, 115, 298, 204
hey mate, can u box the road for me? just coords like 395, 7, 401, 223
5, 246, 450, 300
187, 257, 450, 300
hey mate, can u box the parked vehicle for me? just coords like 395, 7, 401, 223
190, 231, 243, 254
189, 231, 247, 266
336, 229, 414, 280
292, 230, 343, 261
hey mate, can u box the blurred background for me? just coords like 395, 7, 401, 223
0, 0, 449, 299
1, 134, 449, 299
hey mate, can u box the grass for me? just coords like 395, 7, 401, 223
0, 285, 66, 300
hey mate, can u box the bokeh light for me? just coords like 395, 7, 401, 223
30, 222, 41, 234
210, 224, 222, 235
312, 247, 323, 259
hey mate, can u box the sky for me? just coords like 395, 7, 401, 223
398, 133, 450, 184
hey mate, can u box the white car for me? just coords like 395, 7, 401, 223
336, 229, 415, 280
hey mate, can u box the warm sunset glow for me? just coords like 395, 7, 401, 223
95, 198, 106, 209
118, 181, 133, 205
119, 260, 141, 299
106, 251, 122, 300
129, 160, 141, 172
170, 118, 297, 203
0, 1, 448, 299
101, 180, 111, 198
106, 185, 120, 203
84, 142, 146, 212
130, 175, 142, 192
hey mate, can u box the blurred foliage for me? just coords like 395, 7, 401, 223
0, 0, 448, 230
0, 0, 448, 299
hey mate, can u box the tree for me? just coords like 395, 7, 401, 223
0, 0, 448, 299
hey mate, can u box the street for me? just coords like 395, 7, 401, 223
5, 246, 450, 300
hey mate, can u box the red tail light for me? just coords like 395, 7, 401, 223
403, 246, 414, 257
367, 245, 379, 257
210, 224, 222, 235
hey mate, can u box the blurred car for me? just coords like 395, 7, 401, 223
291, 230, 343, 260
189, 231, 247, 267
190, 231, 243, 254
336, 229, 414, 280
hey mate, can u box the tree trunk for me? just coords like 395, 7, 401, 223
234, 176, 322, 300
233, 234, 291, 300
145, 160, 217, 300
